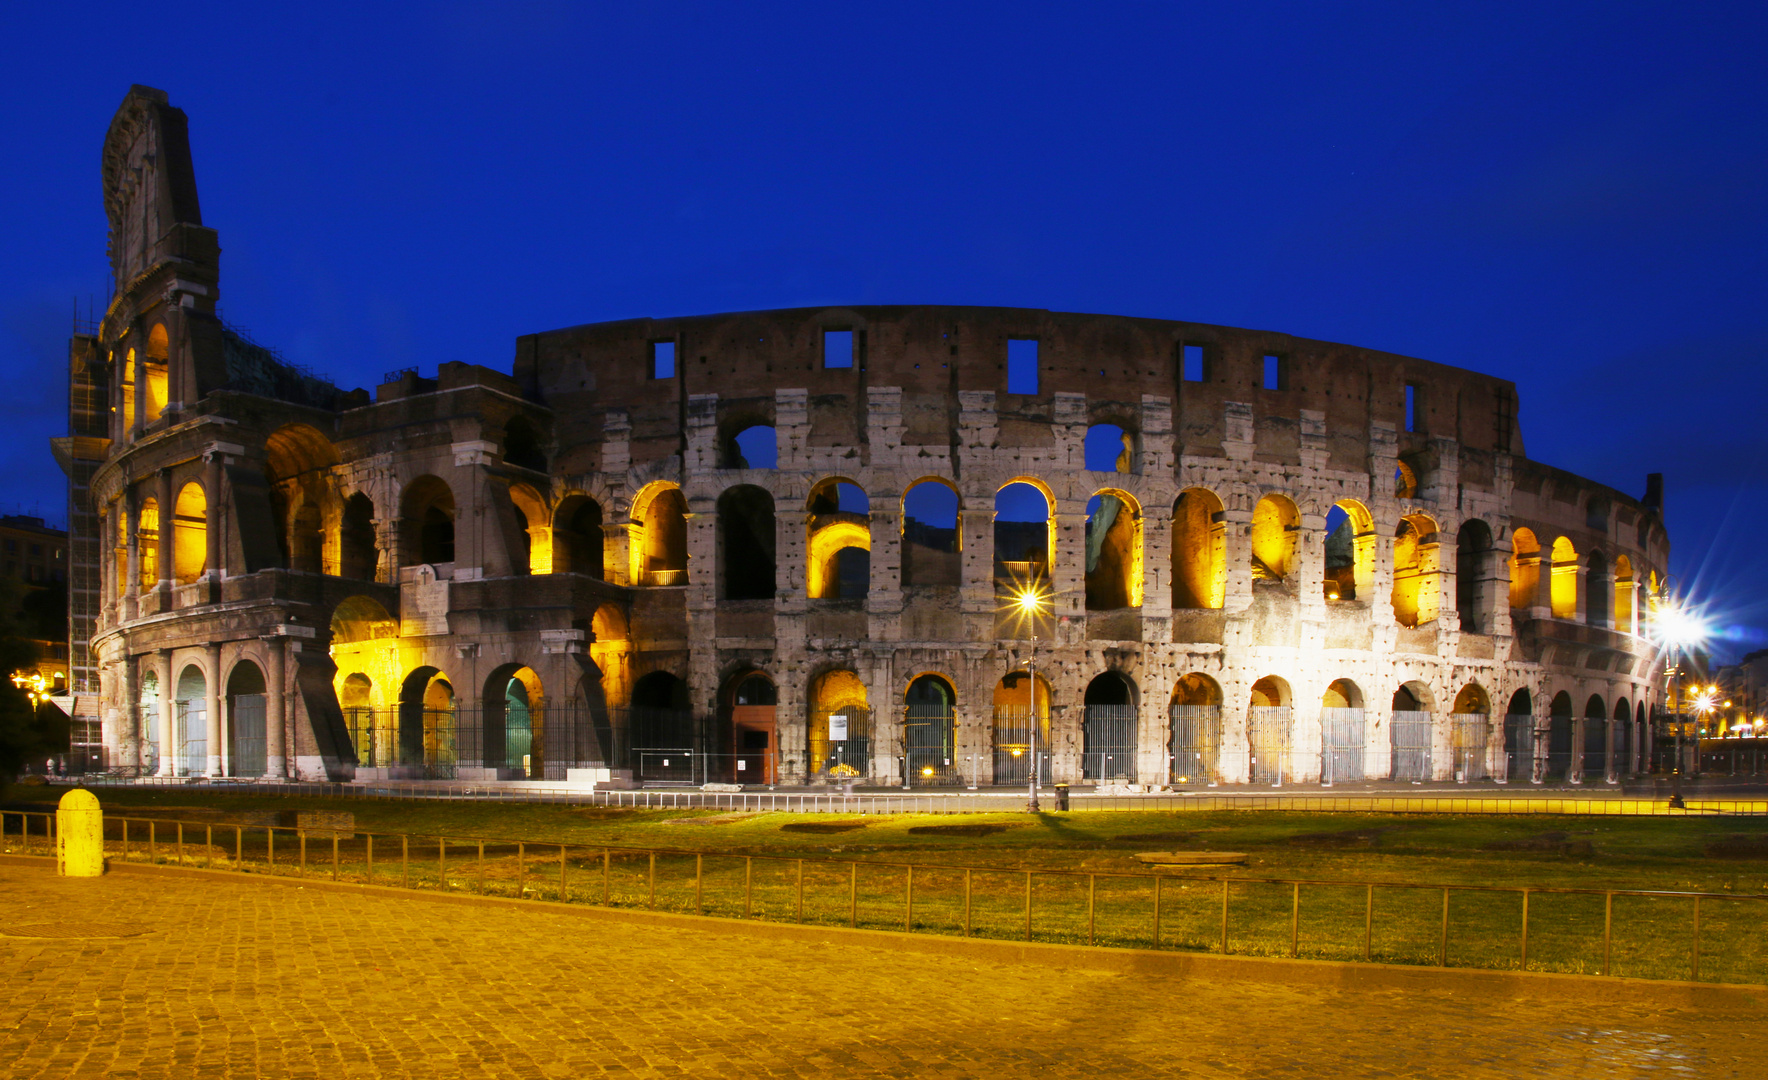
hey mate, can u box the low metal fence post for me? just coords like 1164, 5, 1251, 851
150, 820, 156, 864
234, 826, 242, 870
1520, 889, 1530, 970
796, 859, 804, 923
516, 842, 524, 896
121, 818, 129, 861
559, 844, 568, 903
264, 827, 271, 873
334, 835, 341, 882
963, 868, 972, 938
439, 837, 446, 890
1439, 888, 1450, 966
366, 834, 374, 882
206, 825, 213, 869
1291, 882, 1300, 958
476, 841, 484, 894
177, 822, 185, 866
744, 856, 752, 918
299, 832, 307, 877
602, 848, 610, 905
695, 854, 703, 915
1603, 892, 1613, 976
1220, 879, 1230, 954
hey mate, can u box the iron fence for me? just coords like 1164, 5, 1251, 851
5, 809, 1763, 985
1081, 704, 1136, 781
905, 704, 957, 786
1320, 708, 1366, 784
1391, 710, 1432, 782
1169, 705, 1221, 785
1451, 713, 1489, 783
992, 707, 1051, 786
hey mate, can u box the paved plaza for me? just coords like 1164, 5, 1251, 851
0, 860, 1762, 1079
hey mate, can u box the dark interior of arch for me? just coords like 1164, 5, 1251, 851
503, 416, 546, 472
560, 498, 604, 578
906, 675, 953, 710
1456, 520, 1492, 632
421, 507, 454, 564
340, 493, 376, 579
718, 486, 776, 599
1084, 673, 1132, 706
1393, 685, 1422, 711
734, 673, 776, 706
903, 482, 959, 585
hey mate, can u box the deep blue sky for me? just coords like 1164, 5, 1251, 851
4, 3, 1765, 656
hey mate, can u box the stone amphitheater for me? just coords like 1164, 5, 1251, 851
69, 86, 1670, 790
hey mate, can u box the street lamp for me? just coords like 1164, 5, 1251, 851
1015, 585, 1050, 813
1651, 588, 1709, 809
10, 671, 49, 708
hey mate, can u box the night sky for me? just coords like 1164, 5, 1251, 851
3, 3, 1764, 657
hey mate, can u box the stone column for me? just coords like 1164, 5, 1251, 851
155, 650, 175, 776
205, 643, 223, 776
264, 636, 287, 778
204, 452, 224, 583
156, 469, 175, 592
123, 487, 140, 621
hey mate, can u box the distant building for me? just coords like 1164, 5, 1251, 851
0, 514, 69, 691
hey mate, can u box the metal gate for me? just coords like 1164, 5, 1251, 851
1582, 718, 1608, 782
231, 694, 267, 777
906, 704, 956, 786
1503, 713, 1535, 782
629, 706, 699, 784
175, 700, 206, 777
1169, 705, 1220, 784
1390, 710, 1432, 781
992, 707, 1050, 786
1451, 713, 1489, 781
1082, 704, 1136, 781
1320, 708, 1365, 784
810, 706, 872, 780
1247, 706, 1291, 784
1546, 716, 1574, 780
1611, 718, 1632, 781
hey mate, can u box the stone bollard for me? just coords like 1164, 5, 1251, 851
56, 789, 104, 877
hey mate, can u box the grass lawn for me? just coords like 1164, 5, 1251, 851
7, 783, 1767, 983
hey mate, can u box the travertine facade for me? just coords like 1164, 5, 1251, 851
72, 87, 1670, 787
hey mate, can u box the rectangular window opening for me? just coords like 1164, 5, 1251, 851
1404, 383, 1419, 433
823, 329, 854, 369
1182, 344, 1206, 383
1008, 338, 1039, 395
651, 341, 676, 380
1263, 354, 1285, 391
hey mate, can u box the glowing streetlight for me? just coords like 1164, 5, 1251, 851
1651, 587, 1710, 809
1012, 585, 1051, 813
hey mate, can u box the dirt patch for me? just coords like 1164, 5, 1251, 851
665, 813, 768, 826
906, 823, 1024, 837
780, 821, 869, 834
1703, 835, 1768, 859
1113, 831, 1196, 844
1482, 831, 1594, 856
1288, 828, 1389, 849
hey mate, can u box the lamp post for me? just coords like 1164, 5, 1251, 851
1653, 585, 1707, 810
1015, 586, 1050, 814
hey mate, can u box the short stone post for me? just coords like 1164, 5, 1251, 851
56, 789, 104, 877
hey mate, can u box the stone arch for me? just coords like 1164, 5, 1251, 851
1085, 488, 1142, 610
143, 323, 169, 422
1394, 460, 1418, 499
1585, 550, 1610, 628
225, 659, 268, 777
266, 423, 339, 574
808, 668, 870, 779
717, 484, 776, 600
1321, 678, 1367, 783
1583, 692, 1610, 780
1172, 488, 1226, 609
1248, 675, 1293, 783
1456, 519, 1495, 633
483, 663, 545, 776
400, 475, 457, 567
1082, 671, 1136, 781
991, 669, 1051, 787
1613, 554, 1635, 633
1546, 690, 1575, 780
173, 662, 208, 776
173, 481, 207, 584
137, 497, 160, 589
1169, 672, 1223, 784
629, 671, 694, 781
905, 672, 958, 786
1550, 536, 1578, 619
1391, 680, 1435, 781
722, 668, 778, 783
398, 666, 456, 777
553, 494, 605, 579
507, 482, 550, 575
995, 479, 1053, 599
1391, 513, 1441, 628
339, 492, 377, 580
630, 482, 689, 586
1250, 494, 1299, 582
807, 477, 871, 601
1509, 528, 1541, 611
1613, 695, 1634, 777
339, 671, 379, 766
901, 478, 961, 587
329, 596, 397, 764
1324, 499, 1375, 603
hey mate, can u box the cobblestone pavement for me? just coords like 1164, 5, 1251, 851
0, 861, 1761, 1079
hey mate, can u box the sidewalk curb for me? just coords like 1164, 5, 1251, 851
5, 853, 1760, 1008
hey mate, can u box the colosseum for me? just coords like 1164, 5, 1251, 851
66, 87, 1671, 790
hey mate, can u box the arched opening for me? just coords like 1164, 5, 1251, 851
113, 503, 126, 597
1504, 689, 1535, 783
226, 661, 267, 777
340, 672, 379, 767
1613, 697, 1634, 779
1546, 691, 1575, 780
1082, 672, 1136, 781
1585, 551, 1610, 628
717, 485, 776, 600
1321, 679, 1366, 783
482, 665, 544, 777
991, 670, 1049, 786
808, 669, 871, 780
629, 671, 694, 782
139, 669, 161, 775
554, 495, 606, 579
905, 674, 957, 786
1509, 528, 1541, 612
119, 347, 137, 434
173, 483, 207, 584
631, 483, 689, 585
1172, 489, 1226, 610
137, 498, 160, 589
723, 671, 777, 784
398, 667, 456, 778
994, 481, 1052, 613
1085, 489, 1142, 611
502, 415, 547, 472
1452, 683, 1490, 781
1456, 519, 1494, 633
174, 663, 207, 777
340, 493, 377, 580
507, 483, 550, 575
1391, 514, 1441, 628
724, 424, 778, 469
1324, 501, 1375, 602
1084, 423, 1136, 474
1250, 495, 1299, 583
1583, 693, 1609, 781
401, 476, 456, 567
1248, 676, 1292, 784
807, 479, 871, 601
1394, 460, 1418, 499
1613, 555, 1635, 633
1391, 682, 1433, 781
1169, 674, 1222, 784
144, 324, 169, 423
901, 479, 960, 587
266, 424, 340, 574
1550, 537, 1578, 619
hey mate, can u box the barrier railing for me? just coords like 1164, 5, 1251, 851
3, 810, 1762, 985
